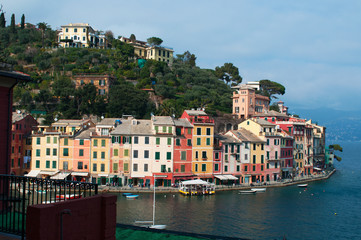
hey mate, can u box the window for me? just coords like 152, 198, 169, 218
63, 148, 69, 156
156, 138, 160, 145
224, 165, 228, 172
93, 164, 97, 171
225, 145, 228, 153
245, 143, 249, 149
53, 137, 57, 144
78, 162, 83, 169
37, 137, 41, 145
162, 126, 166, 132
261, 144, 264, 150
202, 164, 206, 172
245, 165, 248, 171
197, 128, 201, 135
63, 161, 68, 170
168, 127, 172, 133
46, 148, 50, 156
167, 152, 171, 160
93, 139, 98, 146
252, 165, 256, 171
275, 151, 278, 159
124, 163, 128, 171
187, 128, 191, 134
101, 140, 106, 147
47, 137, 50, 144
79, 149, 84, 156
53, 149, 57, 156
65, 28, 68, 32
101, 164, 105, 172
155, 152, 160, 160
187, 139, 192, 146
197, 138, 201, 145
93, 151, 97, 159
155, 126, 158, 132
161, 165, 166, 172
253, 144, 256, 150
275, 162, 278, 168
144, 164, 148, 172
215, 152, 219, 159
267, 151, 270, 159
215, 164, 219, 171
176, 139, 180, 146
195, 151, 199, 159
206, 138, 211, 145
114, 149, 118, 156
206, 128, 211, 135
101, 152, 105, 159
36, 149, 41, 157
11, 159, 14, 168
80, 139, 84, 145
113, 163, 118, 171
167, 138, 172, 145
74, 28, 77, 32
202, 151, 207, 159
261, 165, 264, 171
225, 155, 228, 161
195, 164, 198, 172
133, 150, 138, 158
124, 149, 129, 156
261, 155, 264, 163
267, 163, 269, 169
237, 165, 240, 172
36, 160, 40, 168
253, 155, 256, 164
134, 137, 138, 144
245, 154, 248, 160
145, 137, 149, 144
64, 138, 68, 146
181, 165, 185, 172
46, 161, 50, 168
144, 150, 149, 158
181, 151, 186, 160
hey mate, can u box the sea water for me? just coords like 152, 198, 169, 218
116, 141, 361, 239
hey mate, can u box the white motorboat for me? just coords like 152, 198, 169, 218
251, 188, 266, 192
239, 190, 256, 194
297, 184, 308, 188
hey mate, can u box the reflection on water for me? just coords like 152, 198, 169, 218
116, 142, 361, 240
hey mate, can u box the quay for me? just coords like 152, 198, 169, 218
101, 168, 336, 193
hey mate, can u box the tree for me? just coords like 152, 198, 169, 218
105, 30, 114, 41
215, 63, 242, 85
37, 22, 49, 48
147, 37, 163, 47
130, 34, 136, 42
21, 14, 25, 29
258, 79, 286, 100
176, 51, 196, 67
0, 13, 5, 28
10, 13, 15, 33
269, 103, 280, 112
329, 144, 343, 162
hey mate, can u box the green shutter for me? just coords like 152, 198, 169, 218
112, 136, 115, 143
167, 138, 171, 145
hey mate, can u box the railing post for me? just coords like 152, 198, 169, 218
21, 177, 26, 240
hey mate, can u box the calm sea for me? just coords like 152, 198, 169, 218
115, 141, 361, 240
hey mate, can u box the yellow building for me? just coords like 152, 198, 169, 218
58, 23, 107, 48
59, 135, 74, 172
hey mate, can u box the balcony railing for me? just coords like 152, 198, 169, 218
0, 175, 98, 239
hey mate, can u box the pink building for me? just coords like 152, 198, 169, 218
232, 85, 270, 119
73, 129, 92, 181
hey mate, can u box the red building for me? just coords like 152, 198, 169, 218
172, 119, 194, 183
10, 111, 38, 175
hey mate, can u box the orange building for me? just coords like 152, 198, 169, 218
72, 74, 115, 95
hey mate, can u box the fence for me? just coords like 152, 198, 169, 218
0, 174, 98, 239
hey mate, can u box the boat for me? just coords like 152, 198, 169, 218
251, 188, 266, 192
178, 179, 215, 196
122, 193, 133, 196
56, 194, 82, 200
239, 190, 256, 194
297, 184, 308, 188
135, 176, 166, 229
126, 194, 139, 199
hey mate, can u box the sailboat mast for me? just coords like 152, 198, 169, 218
153, 176, 156, 226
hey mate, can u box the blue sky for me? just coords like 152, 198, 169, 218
3, 0, 361, 115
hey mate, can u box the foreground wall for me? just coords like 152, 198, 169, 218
26, 194, 117, 240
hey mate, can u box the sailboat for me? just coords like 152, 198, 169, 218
135, 176, 166, 229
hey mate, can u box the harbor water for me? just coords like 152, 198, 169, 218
116, 141, 361, 239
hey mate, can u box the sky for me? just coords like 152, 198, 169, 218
3, 0, 361, 116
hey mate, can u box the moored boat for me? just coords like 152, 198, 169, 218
56, 194, 82, 200
126, 194, 139, 199
251, 188, 266, 192
122, 193, 133, 196
297, 184, 308, 188
178, 179, 215, 196
239, 190, 256, 194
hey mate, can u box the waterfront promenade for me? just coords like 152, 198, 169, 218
101, 168, 336, 193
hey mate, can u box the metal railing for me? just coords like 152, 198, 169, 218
0, 175, 98, 239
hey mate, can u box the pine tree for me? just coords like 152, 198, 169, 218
0, 13, 5, 28
21, 14, 25, 29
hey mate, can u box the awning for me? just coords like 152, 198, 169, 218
71, 172, 89, 177
50, 172, 70, 180
39, 170, 58, 176
98, 174, 109, 177
224, 175, 238, 180
214, 175, 228, 180
131, 174, 145, 178
25, 170, 41, 177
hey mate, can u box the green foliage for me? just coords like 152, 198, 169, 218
10, 14, 15, 33
329, 144, 343, 152
21, 14, 25, 29
215, 63, 242, 85
0, 13, 5, 28
176, 51, 196, 67
269, 103, 280, 112
258, 79, 285, 100
147, 37, 163, 46
130, 34, 136, 42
